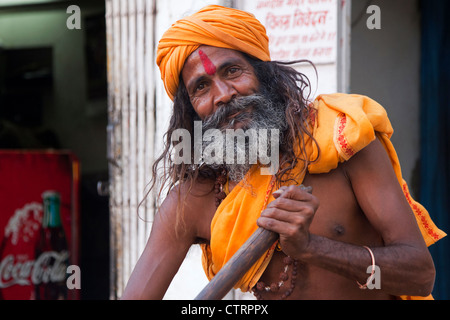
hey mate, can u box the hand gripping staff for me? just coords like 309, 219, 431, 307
194, 185, 313, 300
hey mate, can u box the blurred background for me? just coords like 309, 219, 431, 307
0, 0, 448, 300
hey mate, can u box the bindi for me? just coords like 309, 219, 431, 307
198, 50, 217, 75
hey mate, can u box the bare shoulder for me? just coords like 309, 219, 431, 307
343, 136, 394, 174
158, 177, 217, 241
339, 136, 399, 190
341, 136, 426, 246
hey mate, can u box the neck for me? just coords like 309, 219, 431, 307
228, 179, 239, 193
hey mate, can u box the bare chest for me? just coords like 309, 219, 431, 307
256, 166, 385, 299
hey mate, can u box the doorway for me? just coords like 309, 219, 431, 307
0, 0, 110, 299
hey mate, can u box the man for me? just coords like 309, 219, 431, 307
121, 5, 445, 300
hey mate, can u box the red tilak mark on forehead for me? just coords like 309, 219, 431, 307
198, 50, 217, 75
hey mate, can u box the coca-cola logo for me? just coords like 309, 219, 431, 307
0, 251, 69, 289
5, 202, 43, 246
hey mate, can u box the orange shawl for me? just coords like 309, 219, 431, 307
201, 93, 446, 300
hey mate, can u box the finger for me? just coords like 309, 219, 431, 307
265, 197, 311, 213
269, 188, 314, 210
258, 214, 310, 236
272, 186, 288, 198
257, 216, 298, 235
276, 185, 313, 201
261, 206, 314, 226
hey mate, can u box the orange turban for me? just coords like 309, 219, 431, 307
156, 5, 271, 100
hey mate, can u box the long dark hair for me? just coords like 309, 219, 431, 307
146, 56, 320, 231
245, 56, 319, 186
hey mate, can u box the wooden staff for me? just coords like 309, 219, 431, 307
194, 185, 312, 300
194, 227, 278, 300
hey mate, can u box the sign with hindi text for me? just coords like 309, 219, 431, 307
238, 0, 338, 64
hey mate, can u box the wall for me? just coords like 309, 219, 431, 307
236, 0, 353, 98
350, 0, 421, 189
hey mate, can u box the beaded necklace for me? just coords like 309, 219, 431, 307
214, 169, 298, 300
252, 254, 298, 300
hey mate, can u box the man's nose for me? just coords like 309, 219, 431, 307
213, 80, 237, 108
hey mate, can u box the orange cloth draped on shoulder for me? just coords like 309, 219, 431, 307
156, 5, 271, 101
201, 93, 446, 300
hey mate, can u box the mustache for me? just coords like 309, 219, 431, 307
199, 94, 286, 181
202, 94, 269, 132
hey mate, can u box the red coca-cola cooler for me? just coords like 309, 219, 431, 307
0, 150, 80, 300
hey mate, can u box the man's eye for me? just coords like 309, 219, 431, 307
228, 67, 239, 74
195, 83, 206, 92
225, 67, 242, 79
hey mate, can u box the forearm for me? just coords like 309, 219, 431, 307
297, 234, 435, 297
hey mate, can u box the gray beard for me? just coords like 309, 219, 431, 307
201, 94, 287, 182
